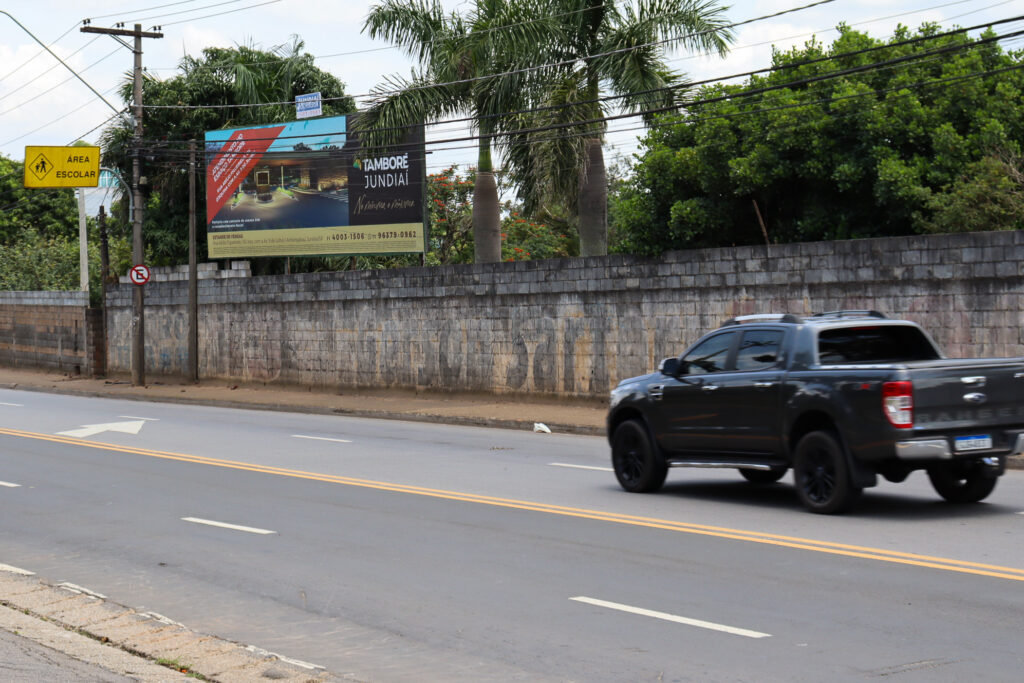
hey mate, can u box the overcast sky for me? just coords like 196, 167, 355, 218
2, 0, 1020, 181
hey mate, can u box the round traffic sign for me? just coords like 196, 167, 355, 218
129, 264, 151, 285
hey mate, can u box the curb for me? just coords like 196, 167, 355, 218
0, 570, 351, 682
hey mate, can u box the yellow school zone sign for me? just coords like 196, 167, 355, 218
23, 146, 100, 188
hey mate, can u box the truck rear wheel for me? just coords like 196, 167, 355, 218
927, 461, 999, 503
793, 431, 861, 514
611, 419, 667, 493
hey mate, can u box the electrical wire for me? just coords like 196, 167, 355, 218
160, 0, 282, 26
0, 36, 102, 104
0, 45, 122, 118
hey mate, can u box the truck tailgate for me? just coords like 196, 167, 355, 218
910, 359, 1024, 432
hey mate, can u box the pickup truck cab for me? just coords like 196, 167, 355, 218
607, 311, 1024, 513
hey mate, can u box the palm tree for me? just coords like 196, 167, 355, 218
360, 0, 552, 263
508, 0, 733, 256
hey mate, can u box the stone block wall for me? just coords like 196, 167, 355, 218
104, 230, 1024, 398
0, 291, 97, 375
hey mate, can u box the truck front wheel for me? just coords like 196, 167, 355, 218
611, 419, 668, 493
793, 431, 862, 514
927, 461, 999, 503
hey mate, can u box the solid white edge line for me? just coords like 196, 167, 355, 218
549, 463, 613, 472
57, 582, 107, 599
292, 435, 353, 443
0, 481, 21, 487
118, 415, 160, 421
0, 563, 35, 575
244, 645, 324, 670
0, 402, 24, 407
182, 517, 276, 535
570, 597, 771, 639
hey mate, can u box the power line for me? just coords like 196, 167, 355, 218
137, 20, 1024, 150
161, 0, 281, 26
0, 45, 122, 118
0, 36, 102, 105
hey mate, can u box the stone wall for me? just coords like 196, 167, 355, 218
104, 230, 1024, 398
0, 291, 97, 375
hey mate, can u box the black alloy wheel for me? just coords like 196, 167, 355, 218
927, 460, 1000, 503
740, 467, 787, 484
611, 419, 668, 493
793, 430, 861, 514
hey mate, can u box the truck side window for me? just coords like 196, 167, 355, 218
736, 330, 784, 371
681, 332, 736, 374
818, 326, 940, 363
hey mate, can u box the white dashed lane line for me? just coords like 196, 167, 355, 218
182, 517, 277, 535
0, 480, 21, 487
549, 463, 613, 472
570, 596, 772, 639
292, 435, 353, 444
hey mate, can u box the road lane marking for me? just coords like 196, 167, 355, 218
119, 415, 160, 421
571, 596, 771, 638
244, 646, 323, 670
292, 435, 353, 443
0, 402, 23, 407
550, 463, 613, 472
3, 425, 1024, 582
0, 480, 21, 487
0, 563, 34, 575
57, 420, 146, 439
182, 517, 276, 535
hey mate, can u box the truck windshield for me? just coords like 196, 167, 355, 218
818, 326, 940, 363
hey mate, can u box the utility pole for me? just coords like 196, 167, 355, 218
188, 140, 198, 383
82, 23, 162, 386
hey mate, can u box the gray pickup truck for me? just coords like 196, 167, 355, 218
607, 311, 1024, 513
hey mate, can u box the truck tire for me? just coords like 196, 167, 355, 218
611, 419, 668, 493
793, 431, 862, 514
927, 461, 999, 503
740, 467, 787, 483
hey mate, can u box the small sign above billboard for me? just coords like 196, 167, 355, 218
24, 146, 100, 188
295, 92, 322, 120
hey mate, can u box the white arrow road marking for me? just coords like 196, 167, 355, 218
292, 434, 353, 443
550, 463, 613, 472
182, 517, 276, 535
0, 480, 21, 487
0, 563, 34, 575
570, 597, 771, 639
57, 420, 146, 439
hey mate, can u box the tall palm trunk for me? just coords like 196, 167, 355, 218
473, 127, 501, 262
578, 137, 607, 257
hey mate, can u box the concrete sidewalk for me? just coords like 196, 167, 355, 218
0, 366, 608, 437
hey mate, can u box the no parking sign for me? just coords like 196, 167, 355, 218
129, 264, 151, 286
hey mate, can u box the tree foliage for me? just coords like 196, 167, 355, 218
611, 24, 1024, 254
99, 37, 356, 268
0, 155, 78, 244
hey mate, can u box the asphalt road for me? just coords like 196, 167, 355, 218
2, 388, 1024, 681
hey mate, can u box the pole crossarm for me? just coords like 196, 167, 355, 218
81, 26, 163, 39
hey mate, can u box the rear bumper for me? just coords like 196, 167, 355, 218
895, 433, 1024, 460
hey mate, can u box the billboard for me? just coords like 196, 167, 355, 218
204, 114, 425, 258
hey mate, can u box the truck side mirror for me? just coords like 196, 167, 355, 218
658, 357, 681, 376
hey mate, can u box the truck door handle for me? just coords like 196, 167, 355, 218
753, 381, 775, 388
701, 384, 720, 392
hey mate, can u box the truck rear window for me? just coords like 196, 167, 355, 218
818, 326, 940, 363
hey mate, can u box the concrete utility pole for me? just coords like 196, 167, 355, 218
82, 23, 162, 386
188, 140, 198, 383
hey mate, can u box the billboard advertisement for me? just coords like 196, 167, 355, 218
204, 114, 425, 258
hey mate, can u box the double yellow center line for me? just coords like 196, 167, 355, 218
5, 425, 1024, 582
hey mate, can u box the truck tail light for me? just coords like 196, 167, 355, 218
882, 381, 913, 428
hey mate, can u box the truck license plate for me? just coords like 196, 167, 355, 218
955, 435, 992, 451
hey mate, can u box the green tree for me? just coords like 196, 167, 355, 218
360, 0, 553, 263
0, 154, 77, 243
99, 37, 356, 268
611, 24, 1024, 254
506, 0, 732, 256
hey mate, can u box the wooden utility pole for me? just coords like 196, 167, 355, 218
82, 23, 162, 386
188, 140, 198, 383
